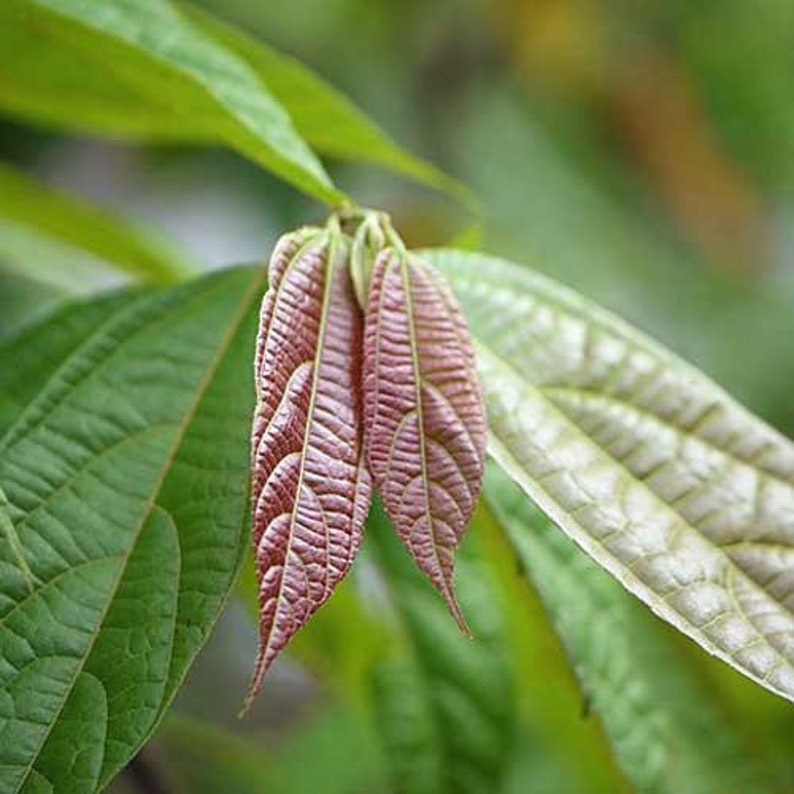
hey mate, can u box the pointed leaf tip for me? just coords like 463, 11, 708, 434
247, 227, 372, 705
363, 249, 487, 630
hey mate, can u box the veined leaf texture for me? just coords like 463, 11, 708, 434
247, 221, 488, 696
362, 250, 487, 630
247, 225, 372, 705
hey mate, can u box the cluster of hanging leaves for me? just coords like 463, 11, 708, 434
245, 212, 487, 705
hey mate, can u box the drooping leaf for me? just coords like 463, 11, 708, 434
247, 225, 371, 705
427, 247, 794, 704
363, 250, 487, 628
0, 160, 192, 286
2, 0, 339, 204
236, 529, 391, 704
0, 1, 473, 208
486, 465, 777, 794
180, 4, 477, 211
368, 500, 516, 794
0, 265, 263, 791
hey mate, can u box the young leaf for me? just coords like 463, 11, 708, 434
4, 0, 340, 204
0, 161, 192, 285
427, 247, 794, 704
368, 501, 516, 794
0, 265, 262, 791
486, 465, 776, 794
363, 250, 487, 629
247, 226, 371, 705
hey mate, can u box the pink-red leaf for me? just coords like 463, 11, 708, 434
246, 226, 371, 706
363, 249, 487, 629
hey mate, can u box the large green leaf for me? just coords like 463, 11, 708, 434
0, 161, 191, 286
0, 271, 64, 338
427, 247, 794, 705
368, 501, 516, 794
486, 465, 775, 794
0, 265, 264, 791
1, 0, 338, 204
0, 0, 472, 208
182, 5, 476, 210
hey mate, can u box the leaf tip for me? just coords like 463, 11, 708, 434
239, 643, 272, 717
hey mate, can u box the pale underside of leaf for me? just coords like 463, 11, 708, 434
247, 228, 371, 704
363, 250, 486, 630
427, 247, 794, 703
486, 465, 773, 794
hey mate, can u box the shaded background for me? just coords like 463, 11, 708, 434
2, 0, 793, 791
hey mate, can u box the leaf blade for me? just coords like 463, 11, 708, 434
486, 464, 776, 794
0, 265, 263, 790
427, 247, 794, 704
247, 228, 371, 704
180, 4, 477, 210
5, 0, 339, 204
0, 160, 192, 285
0, 1, 474, 208
363, 251, 487, 627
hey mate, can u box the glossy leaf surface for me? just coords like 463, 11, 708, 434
182, 5, 476, 209
248, 227, 371, 703
428, 247, 794, 704
0, 266, 261, 791
0, 1, 471, 207
363, 250, 487, 628
2, 0, 338, 204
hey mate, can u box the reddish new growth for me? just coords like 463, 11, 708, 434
245, 215, 486, 707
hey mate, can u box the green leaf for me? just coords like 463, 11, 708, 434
0, 264, 264, 791
2, 0, 339, 204
29, 672, 108, 794
181, 4, 477, 211
0, 0, 473, 208
368, 500, 516, 794
0, 161, 191, 286
18, 770, 52, 794
486, 465, 776, 794
0, 288, 139, 435
427, 247, 794, 705
0, 484, 34, 594
0, 270, 63, 338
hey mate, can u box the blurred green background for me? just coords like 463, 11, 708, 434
2, 1, 793, 791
